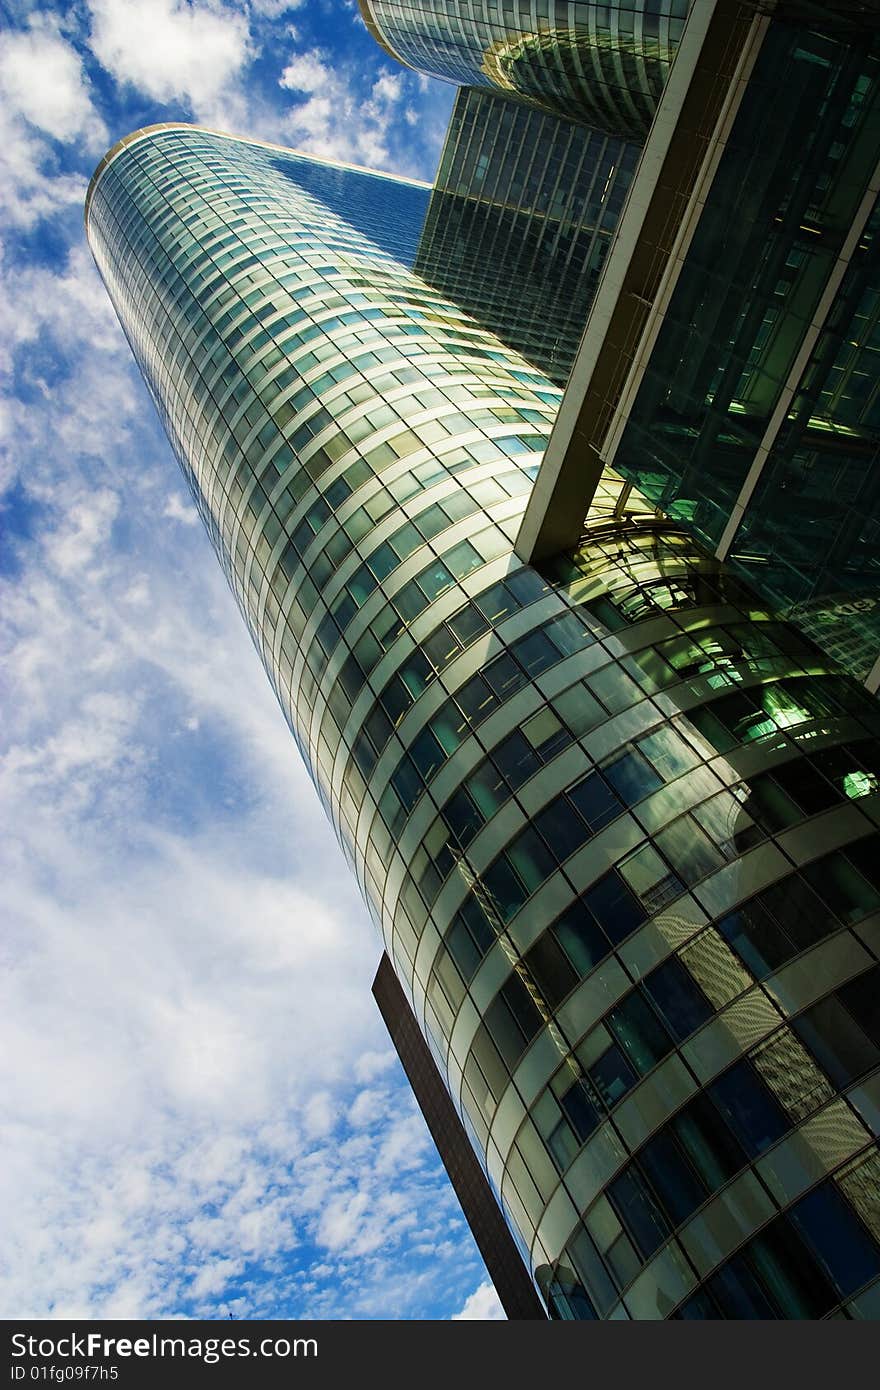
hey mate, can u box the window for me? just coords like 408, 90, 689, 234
524, 932, 578, 1010
568, 772, 621, 831
838, 966, 880, 1046
467, 760, 508, 819
493, 730, 541, 790
608, 1166, 669, 1260
448, 602, 488, 645
708, 1060, 789, 1156
762, 874, 834, 953
409, 726, 444, 783
656, 817, 725, 885
558, 1075, 602, 1144
418, 560, 455, 601
706, 1255, 777, 1319
588, 1043, 636, 1108
745, 1220, 836, 1319
484, 652, 527, 701
802, 848, 880, 924
512, 627, 558, 678
523, 707, 571, 761
481, 857, 528, 924
794, 990, 880, 1089
507, 825, 556, 894
553, 900, 610, 977
670, 1094, 744, 1191
643, 957, 714, 1042
485, 972, 543, 1069
716, 899, 797, 978
639, 1131, 706, 1225
772, 759, 841, 815
639, 726, 700, 781
567, 1225, 617, 1317
443, 788, 482, 848
618, 844, 683, 915
444, 539, 483, 580
584, 871, 646, 945
603, 749, 663, 805
535, 796, 592, 862
608, 991, 673, 1075
456, 673, 497, 726
789, 1183, 880, 1298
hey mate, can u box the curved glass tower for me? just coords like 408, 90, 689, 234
358, 0, 690, 139
87, 124, 880, 1319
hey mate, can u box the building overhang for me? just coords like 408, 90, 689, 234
513, 0, 767, 565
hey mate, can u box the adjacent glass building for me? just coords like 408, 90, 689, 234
415, 86, 640, 383
359, 0, 690, 139
516, 1, 880, 687
87, 122, 880, 1319
609, 6, 880, 682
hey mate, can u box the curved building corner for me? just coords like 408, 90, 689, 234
356, 0, 691, 139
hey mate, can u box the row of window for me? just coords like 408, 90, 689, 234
366, 574, 849, 875
465, 837, 880, 1126
407, 665, 876, 970
550, 1170, 880, 1319
486, 907, 880, 1272
536, 956, 880, 1316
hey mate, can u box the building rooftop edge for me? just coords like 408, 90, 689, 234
84, 120, 433, 232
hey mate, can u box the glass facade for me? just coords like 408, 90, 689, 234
359, 0, 689, 140
88, 124, 880, 1319
415, 87, 640, 384
608, 11, 880, 681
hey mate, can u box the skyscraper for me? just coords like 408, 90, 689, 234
87, 116, 880, 1320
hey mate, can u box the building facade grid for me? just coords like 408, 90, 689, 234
414, 86, 639, 382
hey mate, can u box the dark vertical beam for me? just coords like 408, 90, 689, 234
371, 953, 547, 1320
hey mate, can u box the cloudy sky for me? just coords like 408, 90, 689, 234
0, 0, 507, 1320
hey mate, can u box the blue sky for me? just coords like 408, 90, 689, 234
0, 0, 505, 1320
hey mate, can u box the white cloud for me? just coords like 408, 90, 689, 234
453, 1281, 506, 1320
0, 244, 140, 508
0, 45, 98, 236
248, 0, 305, 15
348, 1088, 387, 1129
0, 15, 106, 231
0, 92, 91, 233
371, 72, 402, 104
0, 517, 485, 1314
279, 51, 328, 95
0, 242, 121, 376
87, 0, 252, 126
354, 1048, 395, 1083
0, 15, 108, 151
278, 47, 426, 170
302, 1091, 337, 1139
48, 486, 121, 575
163, 492, 200, 525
